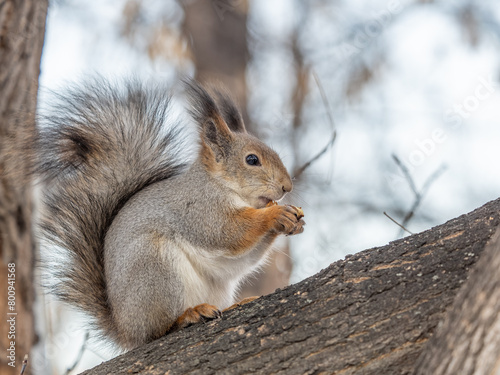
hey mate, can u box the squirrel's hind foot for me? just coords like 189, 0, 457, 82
172, 303, 221, 330
223, 296, 259, 312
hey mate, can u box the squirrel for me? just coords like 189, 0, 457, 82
36, 77, 305, 350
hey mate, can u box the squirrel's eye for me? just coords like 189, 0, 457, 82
246, 154, 260, 166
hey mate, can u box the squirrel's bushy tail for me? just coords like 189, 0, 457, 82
37, 78, 185, 345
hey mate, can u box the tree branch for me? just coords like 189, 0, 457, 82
383, 211, 414, 235
293, 130, 336, 180
293, 71, 336, 181
414, 226, 500, 374
84, 198, 500, 374
390, 154, 446, 237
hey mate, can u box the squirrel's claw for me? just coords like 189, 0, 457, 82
286, 218, 306, 236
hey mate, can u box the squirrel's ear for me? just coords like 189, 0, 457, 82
211, 89, 247, 134
184, 80, 234, 162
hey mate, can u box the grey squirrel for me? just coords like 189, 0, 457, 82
37, 78, 305, 350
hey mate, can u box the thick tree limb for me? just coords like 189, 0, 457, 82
84, 198, 500, 375
414, 226, 500, 375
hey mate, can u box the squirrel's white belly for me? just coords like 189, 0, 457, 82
168, 237, 237, 310
168, 236, 267, 310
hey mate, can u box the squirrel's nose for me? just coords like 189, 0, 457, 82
282, 178, 293, 194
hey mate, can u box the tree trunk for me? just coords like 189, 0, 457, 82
0, 1, 47, 374
181, 0, 250, 128
83, 198, 500, 375
414, 226, 500, 375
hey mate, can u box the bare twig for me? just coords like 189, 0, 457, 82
19, 355, 28, 375
387, 154, 447, 237
293, 71, 337, 180
391, 154, 418, 196
294, 131, 337, 179
313, 71, 336, 131
421, 165, 447, 196
65, 331, 90, 375
398, 165, 446, 235
313, 70, 336, 183
384, 211, 414, 235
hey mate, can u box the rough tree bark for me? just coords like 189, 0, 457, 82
83, 198, 500, 375
0, 1, 47, 374
414, 226, 500, 375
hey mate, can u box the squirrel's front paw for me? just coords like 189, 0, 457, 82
274, 205, 306, 236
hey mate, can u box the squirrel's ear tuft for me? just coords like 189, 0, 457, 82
211, 88, 247, 134
184, 79, 234, 162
